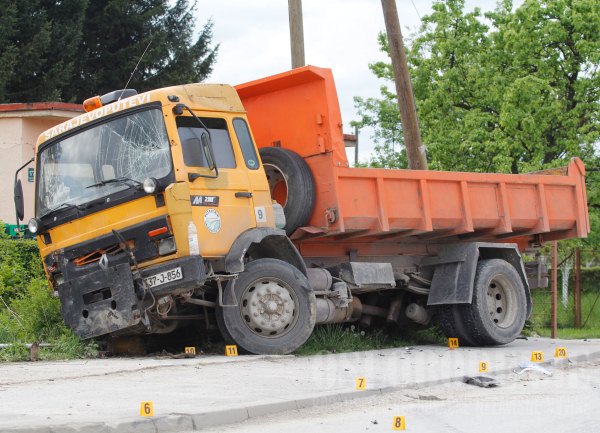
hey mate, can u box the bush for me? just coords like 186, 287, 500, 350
0, 225, 97, 361
580, 267, 600, 293
0, 235, 44, 303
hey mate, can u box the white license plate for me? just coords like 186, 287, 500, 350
144, 267, 183, 288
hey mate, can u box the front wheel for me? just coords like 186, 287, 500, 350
216, 258, 316, 355
461, 259, 527, 345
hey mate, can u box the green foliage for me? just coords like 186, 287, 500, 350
529, 290, 600, 332
0, 237, 44, 303
295, 324, 445, 355
355, 0, 600, 174
0, 230, 96, 361
0, 0, 218, 103
0, 276, 98, 361
579, 267, 600, 293
0, 278, 62, 342
0, 0, 87, 102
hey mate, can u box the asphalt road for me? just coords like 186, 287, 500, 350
192, 361, 600, 433
2, 338, 599, 432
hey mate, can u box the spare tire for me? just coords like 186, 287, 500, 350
259, 147, 315, 235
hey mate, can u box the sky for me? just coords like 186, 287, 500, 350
194, 0, 514, 163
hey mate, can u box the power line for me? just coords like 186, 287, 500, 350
409, 0, 422, 22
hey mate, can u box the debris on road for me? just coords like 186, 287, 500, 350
463, 375, 500, 388
513, 362, 552, 376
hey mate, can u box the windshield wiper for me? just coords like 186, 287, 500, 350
40, 202, 83, 218
86, 177, 142, 189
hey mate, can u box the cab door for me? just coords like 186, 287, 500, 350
176, 115, 256, 257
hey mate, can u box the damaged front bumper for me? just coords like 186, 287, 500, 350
58, 256, 206, 339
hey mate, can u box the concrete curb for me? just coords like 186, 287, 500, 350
6, 350, 600, 433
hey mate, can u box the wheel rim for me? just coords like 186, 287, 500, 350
240, 277, 299, 338
486, 274, 518, 329
264, 163, 288, 206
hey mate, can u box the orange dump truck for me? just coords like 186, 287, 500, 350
16, 66, 589, 354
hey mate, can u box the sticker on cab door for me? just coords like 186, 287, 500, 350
204, 209, 221, 234
191, 195, 219, 206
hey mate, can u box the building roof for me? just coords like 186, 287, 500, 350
0, 102, 83, 113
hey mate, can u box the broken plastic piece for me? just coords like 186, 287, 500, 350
514, 362, 552, 376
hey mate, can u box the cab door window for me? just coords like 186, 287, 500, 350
176, 117, 236, 168
232, 118, 260, 170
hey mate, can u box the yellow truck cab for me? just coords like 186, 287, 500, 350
18, 85, 314, 354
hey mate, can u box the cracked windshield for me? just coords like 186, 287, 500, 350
36, 108, 171, 217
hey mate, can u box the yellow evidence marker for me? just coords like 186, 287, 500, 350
392, 416, 406, 430
356, 377, 366, 390
140, 401, 154, 417
531, 351, 544, 362
184, 346, 196, 356
479, 361, 489, 373
225, 345, 238, 356
554, 347, 568, 358
448, 338, 459, 349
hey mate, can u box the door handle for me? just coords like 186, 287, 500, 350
235, 192, 253, 198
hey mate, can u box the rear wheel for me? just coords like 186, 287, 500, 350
462, 259, 527, 345
216, 258, 316, 355
437, 304, 478, 346
259, 147, 315, 235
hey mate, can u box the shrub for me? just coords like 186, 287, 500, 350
0, 226, 97, 361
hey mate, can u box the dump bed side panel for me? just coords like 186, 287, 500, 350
328, 158, 589, 245
236, 67, 589, 253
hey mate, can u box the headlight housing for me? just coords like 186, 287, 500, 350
143, 177, 158, 194
28, 218, 40, 234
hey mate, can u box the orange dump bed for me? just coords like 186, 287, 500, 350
236, 66, 590, 256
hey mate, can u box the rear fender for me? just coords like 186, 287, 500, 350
423, 243, 532, 317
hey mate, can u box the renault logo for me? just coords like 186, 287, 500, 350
99, 253, 109, 270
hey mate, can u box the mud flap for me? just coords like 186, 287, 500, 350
58, 263, 142, 339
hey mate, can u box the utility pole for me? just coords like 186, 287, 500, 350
551, 241, 558, 339
288, 0, 305, 69
380, 0, 428, 170
574, 247, 582, 328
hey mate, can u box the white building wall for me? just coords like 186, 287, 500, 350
0, 111, 81, 227
0, 117, 24, 226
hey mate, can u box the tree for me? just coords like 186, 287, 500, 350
355, 0, 599, 175
0, 0, 88, 102
0, 0, 218, 103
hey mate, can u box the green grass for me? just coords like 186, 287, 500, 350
294, 324, 445, 356
535, 327, 600, 339
0, 335, 98, 362
529, 290, 600, 339
0, 278, 98, 362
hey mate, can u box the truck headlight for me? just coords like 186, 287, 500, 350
158, 236, 177, 255
28, 218, 40, 234
143, 177, 158, 194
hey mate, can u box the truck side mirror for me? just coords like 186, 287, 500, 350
14, 179, 24, 222
201, 132, 216, 172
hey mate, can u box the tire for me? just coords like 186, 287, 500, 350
461, 259, 527, 345
259, 147, 315, 235
437, 304, 478, 347
216, 258, 316, 355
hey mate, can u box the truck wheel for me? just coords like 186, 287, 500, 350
437, 304, 478, 346
259, 147, 315, 235
216, 258, 316, 355
462, 259, 527, 345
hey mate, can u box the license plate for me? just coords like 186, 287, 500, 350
144, 267, 183, 289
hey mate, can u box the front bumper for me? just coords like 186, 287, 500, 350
58, 256, 206, 339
